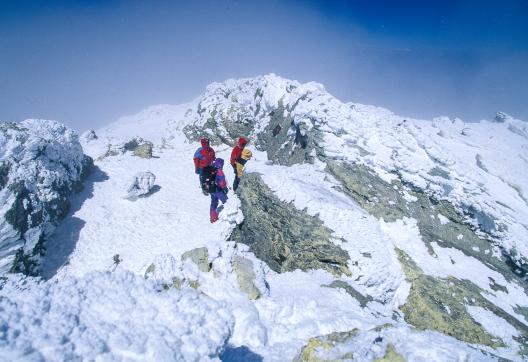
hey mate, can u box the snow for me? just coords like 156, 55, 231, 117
2, 74, 528, 361
0, 270, 234, 361
381, 217, 528, 326
188, 74, 528, 264
467, 306, 521, 360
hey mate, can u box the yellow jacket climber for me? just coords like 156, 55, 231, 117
233, 148, 252, 191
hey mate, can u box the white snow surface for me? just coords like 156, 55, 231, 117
2, 74, 528, 361
0, 270, 233, 361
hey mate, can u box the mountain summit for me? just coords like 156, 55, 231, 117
1, 74, 528, 361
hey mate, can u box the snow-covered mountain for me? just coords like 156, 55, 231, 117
1, 74, 528, 361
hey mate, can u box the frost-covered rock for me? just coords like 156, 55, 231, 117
182, 247, 211, 273
0, 120, 93, 275
232, 256, 261, 300
123, 171, 156, 200
0, 270, 234, 361
294, 325, 504, 361
80, 129, 98, 142
231, 173, 351, 276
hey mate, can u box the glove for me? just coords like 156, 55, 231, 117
223, 187, 229, 195
195, 168, 200, 174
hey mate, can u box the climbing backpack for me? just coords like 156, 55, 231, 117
200, 165, 217, 194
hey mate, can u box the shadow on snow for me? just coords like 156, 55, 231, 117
220, 345, 263, 362
40, 166, 109, 279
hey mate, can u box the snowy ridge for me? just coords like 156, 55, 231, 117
184, 73, 528, 264
1, 74, 528, 361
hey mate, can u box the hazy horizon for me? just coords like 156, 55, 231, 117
1, 0, 527, 132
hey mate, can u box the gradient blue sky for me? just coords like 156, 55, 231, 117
1, 0, 527, 131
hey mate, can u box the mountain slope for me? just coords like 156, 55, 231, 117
1, 74, 528, 361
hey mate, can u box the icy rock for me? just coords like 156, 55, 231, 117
494, 112, 512, 123
181, 247, 211, 273
123, 137, 154, 158
182, 75, 320, 166
231, 173, 350, 276
80, 129, 98, 142
123, 171, 156, 200
232, 256, 261, 300
325, 280, 373, 308
294, 325, 501, 362
326, 160, 527, 281
0, 120, 93, 275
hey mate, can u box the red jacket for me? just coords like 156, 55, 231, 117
230, 137, 248, 166
194, 138, 216, 169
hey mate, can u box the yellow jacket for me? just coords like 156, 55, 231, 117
235, 149, 252, 177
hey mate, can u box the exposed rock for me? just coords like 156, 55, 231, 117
326, 160, 528, 282
294, 330, 358, 362
133, 142, 153, 158
294, 325, 507, 361
397, 249, 528, 349
232, 256, 261, 300
123, 171, 156, 200
0, 120, 93, 275
494, 111, 512, 123
373, 344, 405, 362
324, 280, 373, 308
230, 173, 350, 276
123, 137, 154, 158
182, 77, 322, 166
144, 263, 156, 279
181, 247, 211, 273
80, 129, 98, 142
99, 137, 154, 160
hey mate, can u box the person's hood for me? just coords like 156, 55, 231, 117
237, 137, 248, 147
213, 158, 224, 169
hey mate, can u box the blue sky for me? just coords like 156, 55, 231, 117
1, 0, 527, 131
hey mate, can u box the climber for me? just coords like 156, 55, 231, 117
209, 158, 229, 223
230, 137, 248, 174
233, 148, 252, 191
193, 137, 216, 193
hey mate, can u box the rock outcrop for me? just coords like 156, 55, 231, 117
123, 171, 156, 200
232, 256, 261, 300
230, 173, 350, 276
0, 120, 93, 275
181, 247, 211, 273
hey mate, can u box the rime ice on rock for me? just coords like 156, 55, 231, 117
123, 171, 156, 200
0, 120, 93, 275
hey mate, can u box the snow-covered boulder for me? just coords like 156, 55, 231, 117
0, 270, 234, 361
182, 247, 211, 273
123, 171, 156, 200
0, 120, 93, 275
232, 256, 261, 300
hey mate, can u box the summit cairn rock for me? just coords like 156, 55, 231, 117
123, 171, 156, 200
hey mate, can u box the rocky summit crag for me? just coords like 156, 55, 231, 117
0, 120, 92, 275
180, 74, 528, 359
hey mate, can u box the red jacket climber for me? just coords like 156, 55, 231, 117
194, 137, 216, 174
230, 137, 248, 173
